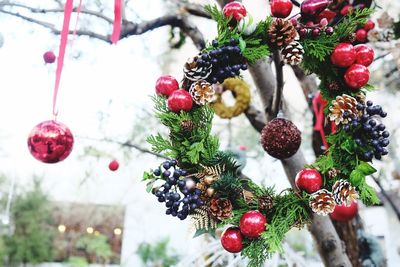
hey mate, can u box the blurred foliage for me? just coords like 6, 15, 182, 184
75, 233, 112, 263
136, 237, 180, 267
66, 256, 89, 267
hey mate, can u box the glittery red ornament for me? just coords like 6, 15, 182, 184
295, 168, 323, 193
363, 19, 375, 31
270, 0, 293, 18
356, 28, 367, 43
344, 64, 370, 89
27, 120, 74, 163
43, 51, 56, 64
239, 210, 266, 239
331, 43, 356, 68
330, 200, 358, 221
261, 118, 301, 159
167, 89, 193, 113
221, 227, 243, 253
155, 75, 179, 96
223, 1, 247, 21
354, 44, 374, 67
109, 160, 119, 171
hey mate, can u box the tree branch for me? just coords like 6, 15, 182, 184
271, 50, 284, 118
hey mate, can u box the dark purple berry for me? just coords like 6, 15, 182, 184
166, 201, 173, 207
299, 28, 307, 38
190, 203, 198, 210
171, 211, 178, 217
312, 28, 321, 37
380, 139, 389, 147
166, 209, 172, 215
325, 27, 334, 35
366, 100, 373, 106
381, 148, 388, 155
163, 183, 171, 190
153, 169, 161, 176
158, 196, 165, 202
380, 112, 387, 118
382, 131, 389, 138
163, 170, 171, 177
355, 139, 363, 145
212, 40, 218, 47
368, 120, 377, 127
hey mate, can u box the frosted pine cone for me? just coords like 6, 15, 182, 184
268, 18, 297, 48
181, 120, 194, 133
332, 179, 359, 206
183, 56, 212, 82
329, 94, 361, 125
309, 189, 335, 216
258, 195, 274, 212
209, 198, 233, 220
189, 81, 215, 105
282, 41, 304, 65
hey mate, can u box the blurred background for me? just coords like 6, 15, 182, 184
0, 0, 399, 266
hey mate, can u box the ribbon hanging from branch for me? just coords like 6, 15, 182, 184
312, 91, 335, 150
111, 0, 122, 44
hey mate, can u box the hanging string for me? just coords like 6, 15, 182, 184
111, 0, 122, 44
52, 0, 74, 117
70, 0, 83, 45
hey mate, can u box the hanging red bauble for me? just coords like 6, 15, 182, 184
363, 19, 375, 31
355, 28, 367, 43
27, 120, 74, 163
300, 0, 330, 18
155, 75, 179, 96
344, 64, 370, 89
239, 210, 266, 239
223, 1, 247, 21
330, 200, 358, 221
167, 89, 193, 113
109, 160, 119, 171
43, 51, 56, 64
261, 118, 301, 159
270, 0, 293, 18
354, 44, 374, 67
295, 168, 323, 194
331, 43, 356, 68
221, 227, 243, 253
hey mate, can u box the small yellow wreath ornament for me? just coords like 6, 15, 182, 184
212, 78, 251, 119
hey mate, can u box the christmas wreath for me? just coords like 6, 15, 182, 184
143, 1, 389, 266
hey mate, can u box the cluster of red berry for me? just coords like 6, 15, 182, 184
155, 75, 193, 112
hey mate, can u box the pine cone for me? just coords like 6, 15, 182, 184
328, 81, 340, 92
342, 33, 356, 43
181, 120, 194, 133
332, 179, 359, 206
309, 189, 335, 216
329, 94, 361, 125
189, 81, 215, 105
242, 190, 254, 203
258, 195, 274, 212
282, 41, 304, 65
209, 198, 233, 220
183, 56, 212, 82
328, 168, 340, 179
268, 18, 297, 48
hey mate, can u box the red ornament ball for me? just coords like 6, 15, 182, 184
223, 1, 247, 21
239, 210, 266, 239
340, 5, 353, 16
301, 0, 330, 18
109, 160, 119, 171
43, 51, 56, 64
27, 120, 74, 163
354, 44, 374, 67
344, 64, 370, 89
155, 75, 179, 96
331, 43, 356, 68
261, 118, 301, 159
221, 227, 243, 253
355, 28, 368, 43
167, 89, 193, 113
295, 168, 323, 194
270, 0, 293, 18
330, 200, 358, 221
363, 19, 375, 31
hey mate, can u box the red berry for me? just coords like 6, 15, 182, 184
340, 5, 353, 16
330, 200, 358, 221
363, 19, 375, 31
355, 28, 367, 43
318, 9, 337, 24
43, 51, 56, 64
301, 0, 330, 18
239, 211, 266, 239
354, 44, 374, 67
331, 43, 356, 68
295, 168, 323, 194
109, 160, 119, 171
221, 227, 243, 253
167, 89, 193, 112
223, 1, 247, 21
270, 0, 293, 18
344, 64, 370, 89
155, 75, 179, 96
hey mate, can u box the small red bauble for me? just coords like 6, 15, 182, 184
155, 75, 179, 96
223, 1, 247, 21
167, 89, 193, 113
295, 168, 323, 194
330, 200, 358, 221
340, 5, 353, 16
109, 160, 119, 171
270, 0, 293, 18
363, 19, 375, 31
355, 28, 367, 43
354, 44, 374, 67
331, 43, 356, 68
27, 120, 74, 163
43, 51, 56, 64
301, 0, 330, 18
344, 64, 370, 89
239, 210, 266, 239
221, 227, 243, 253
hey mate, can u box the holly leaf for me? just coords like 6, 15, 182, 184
357, 161, 377, 175
349, 170, 364, 186
145, 180, 156, 193
193, 228, 216, 238
142, 171, 152, 181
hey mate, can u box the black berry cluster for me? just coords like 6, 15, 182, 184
344, 100, 389, 161
152, 160, 204, 220
198, 38, 247, 84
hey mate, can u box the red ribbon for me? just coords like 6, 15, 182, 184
312, 91, 336, 150
111, 0, 122, 44
53, 0, 74, 116
71, 0, 83, 45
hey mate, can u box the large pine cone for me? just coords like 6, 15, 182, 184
268, 18, 297, 48
209, 198, 233, 220
332, 179, 359, 206
282, 41, 304, 65
183, 56, 212, 82
328, 94, 361, 125
189, 81, 215, 105
309, 189, 335, 216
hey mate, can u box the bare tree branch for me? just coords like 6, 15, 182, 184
182, 4, 212, 19
271, 50, 284, 117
